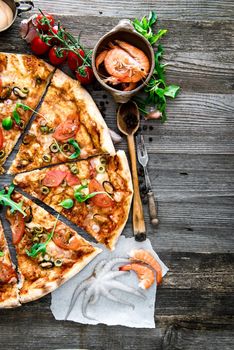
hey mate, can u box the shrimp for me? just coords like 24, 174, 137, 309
95, 50, 108, 70
129, 249, 163, 285
119, 263, 155, 289
95, 40, 150, 87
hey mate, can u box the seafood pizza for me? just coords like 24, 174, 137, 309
0, 52, 54, 172
0, 219, 20, 308
13, 151, 133, 249
5, 190, 101, 304
9, 69, 115, 174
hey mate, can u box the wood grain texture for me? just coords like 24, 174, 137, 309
0, 0, 234, 349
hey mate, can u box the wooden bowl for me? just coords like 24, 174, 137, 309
92, 19, 155, 103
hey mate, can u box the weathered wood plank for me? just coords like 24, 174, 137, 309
1, 16, 233, 94
32, 0, 234, 20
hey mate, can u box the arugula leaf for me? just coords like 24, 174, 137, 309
68, 139, 81, 159
0, 184, 26, 217
0, 251, 4, 257
16, 102, 31, 111
26, 215, 59, 258
59, 198, 74, 209
74, 184, 112, 203
53, 138, 81, 160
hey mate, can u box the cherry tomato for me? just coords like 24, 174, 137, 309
36, 13, 55, 32
0, 262, 16, 284
30, 36, 50, 56
48, 25, 60, 45
89, 179, 114, 208
48, 46, 67, 66
66, 172, 80, 186
68, 49, 85, 71
53, 119, 79, 141
42, 169, 67, 187
53, 229, 81, 250
11, 213, 25, 245
0, 127, 4, 149
75, 66, 94, 85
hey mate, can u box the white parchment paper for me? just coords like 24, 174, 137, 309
51, 236, 168, 328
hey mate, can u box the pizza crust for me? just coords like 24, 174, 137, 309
52, 69, 115, 155
19, 247, 101, 304
108, 150, 133, 250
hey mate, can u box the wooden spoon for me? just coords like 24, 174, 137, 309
117, 101, 146, 241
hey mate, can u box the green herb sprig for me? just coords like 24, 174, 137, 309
26, 215, 59, 258
59, 184, 113, 208
0, 251, 4, 257
53, 138, 81, 160
132, 11, 167, 45
0, 184, 26, 217
132, 11, 180, 122
2, 102, 47, 131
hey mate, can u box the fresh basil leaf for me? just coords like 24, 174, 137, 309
74, 184, 111, 203
12, 110, 21, 125
68, 139, 81, 159
0, 251, 4, 257
59, 198, 74, 209
2, 116, 13, 130
164, 85, 180, 98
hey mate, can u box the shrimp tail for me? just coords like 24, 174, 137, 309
95, 50, 108, 70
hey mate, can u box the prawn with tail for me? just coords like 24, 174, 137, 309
95, 40, 150, 91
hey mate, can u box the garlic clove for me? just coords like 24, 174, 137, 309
108, 128, 123, 144
144, 110, 162, 120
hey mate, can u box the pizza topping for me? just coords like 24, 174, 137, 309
66, 172, 80, 186
103, 181, 114, 195
54, 259, 63, 267
96, 164, 105, 174
59, 198, 74, 209
89, 179, 114, 208
53, 228, 82, 251
2, 116, 13, 130
0, 150, 5, 159
53, 138, 81, 160
0, 263, 16, 284
93, 214, 109, 224
69, 164, 79, 175
42, 154, 52, 163
49, 142, 59, 153
0, 251, 4, 257
0, 127, 4, 149
41, 186, 50, 195
53, 120, 79, 141
11, 212, 25, 245
42, 169, 67, 187
26, 215, 59, 258
12, 86, 29, 99
24, 206, 33, 223
0, 184, 26, 217
39, 261, 53, 269
0, 86, 11, 100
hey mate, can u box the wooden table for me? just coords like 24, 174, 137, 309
0, 1, 233, 349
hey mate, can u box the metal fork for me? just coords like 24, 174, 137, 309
136, 134, 159, 226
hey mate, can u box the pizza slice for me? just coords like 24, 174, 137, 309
0, 219, 20, 308
13, 150, 133, 249
8, 69, 115, 174
5, 189, 101, 304
0, 52, 54, 171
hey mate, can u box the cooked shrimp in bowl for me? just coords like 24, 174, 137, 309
95, 40, 150, 91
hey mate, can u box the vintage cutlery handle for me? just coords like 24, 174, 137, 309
147, 190, 159, 226
127, 134, 146, 241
